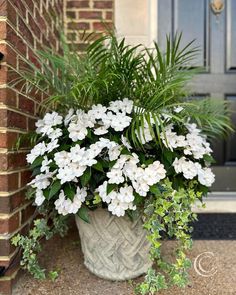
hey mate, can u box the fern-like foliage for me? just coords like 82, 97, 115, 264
11, 31, 233, 145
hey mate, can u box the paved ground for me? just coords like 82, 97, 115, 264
13, 221, 236, 295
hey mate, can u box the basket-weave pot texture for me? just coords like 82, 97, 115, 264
75, 208, 151, 281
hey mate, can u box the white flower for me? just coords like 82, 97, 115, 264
75, 187, 87, 202
68, 122, 88, 141
107, 169, 124, 184
43, 112, 63, 126
97, 181, 117, 203
54, 151, 71, 167
35, 189, 45, 206
173, 157, 199, 179
79, 149, 97, 166
47, 139, 59, 153
26, 142, 47, 164
88, 104, 107, 119
93, 125, 109, 135
108, 144, 121, 161
88, 143, 103, 158
121, 98, 133, 114
29, 173, 52, 189
70, 146, 85, 163
40, 156, 52, 173
118, 186, 134, 202
57, 167, 76, 184
198, 168, 215, 187
108, 199, 129, 217
48, 128, 62, 140
143, 161, 166, 185
108, 98, 133, 114
108, 100, 122, 113
110, 113, 132, 131
70, 163, 87, 177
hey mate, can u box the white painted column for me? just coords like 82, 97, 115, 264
114, 0, 158, 47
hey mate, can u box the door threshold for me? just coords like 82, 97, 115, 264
192, 192, 236, 213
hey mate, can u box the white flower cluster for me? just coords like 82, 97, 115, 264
96, 154, 166, 216
66, 98, 133, 140
97, 182, 136, 217
27, 99, 215, 218
161, 123, 212, 159
173, 157, 215, 186
55, 187, 87, 215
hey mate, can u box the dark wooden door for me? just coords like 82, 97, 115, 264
158, 0, 236, 191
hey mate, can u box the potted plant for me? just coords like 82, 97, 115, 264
12, 32, 232, 294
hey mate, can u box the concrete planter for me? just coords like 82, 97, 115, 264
75, 208, 151, 281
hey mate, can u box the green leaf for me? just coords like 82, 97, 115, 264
49, 180, 61, 199
203, 154, 216, 164
30, 156, 44, 169
64, 184, 76, 199
48, 270, 59, 281
150, 185, 161, 196
92, 161, 104, 172
32, 167, 41, 177
77, 207, 89, 223
93, 194, 101, 204
80, 168, 91, 187
106, 183, 117, 195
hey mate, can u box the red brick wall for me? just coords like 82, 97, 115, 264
0, 1, 64, 294
65, 0, 114, 50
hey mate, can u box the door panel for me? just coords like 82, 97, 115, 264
158, 0, 236, 191
226, 0, 236, 71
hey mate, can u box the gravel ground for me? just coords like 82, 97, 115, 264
13, 221, 236, 295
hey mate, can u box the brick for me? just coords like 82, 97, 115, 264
0, 191, 27, 214
106, 11, 113, 20
24, 0, 34, 14
67, 1, 90, 8
93, 1, 113, 9
0, 21, 7, 39
79, 11, 102, 19
20, 170, 31, 187
35, 8, 47, 33
0, 239, 15, 256
11, 0, 27, 18
0, 132, 18, 149
0, 110, 27, 130
0, 173, 18, 191
28, 14, 41, 38
0, 88, 17, 108
18, 17, 34, 46
66, 11, 76, 18
93, 21, 113, 31
27, 117, 37, 131
68, 22, 90, 30
7, 2, 17, 25
8, 153, 27, 170
0, 0, 7, 16
18, 95, 35, 114
7, 26, 27, 57
0, 43, 17, 68
0, 153, 27, 171
0, 279, 12, 295
0, 212, 20, 234
0, 65, 7, 84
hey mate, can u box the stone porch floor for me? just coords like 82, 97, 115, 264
13, 221, 236, 295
